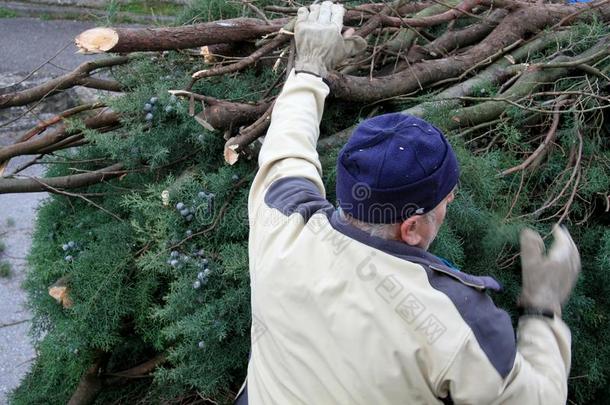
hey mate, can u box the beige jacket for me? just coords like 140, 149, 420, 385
242, 70, 571, 404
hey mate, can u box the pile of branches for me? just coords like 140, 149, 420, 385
2, 0, 610, 403
1, 0, 608, 196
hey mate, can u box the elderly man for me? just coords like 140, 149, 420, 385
237, 2, 581, 404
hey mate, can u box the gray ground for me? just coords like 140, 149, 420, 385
0, 17, 102, 76
0, 17, 105, 404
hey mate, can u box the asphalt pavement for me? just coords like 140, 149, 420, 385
0, 16, 107, 404
0, 17, 102, 75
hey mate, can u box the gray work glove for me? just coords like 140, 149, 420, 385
294, 1, 367, 78
518, 225, 581, 317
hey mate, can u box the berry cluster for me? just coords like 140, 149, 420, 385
175, 201, 194, 222
143, 94, 179, 123
61, 240, 79, 262
166, 248, 210, 278
193, 250, 211, 289
174, 191, 215, 222
143, 97, 158, 123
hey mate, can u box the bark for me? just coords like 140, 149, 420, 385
67, 352, 110, 405
169, 90, 273, 131
192, 33, 290, 79
17, 102, 105, 144
411, 8, 508, 59
224, 101, 275, 164
0, 57, 129, 109
0, 163, 125, 194
403, 30, 572, 116
265, 3, 434, 17
447, 36, 609, 129
74, 18, 287, 54
0, 111, 120, 163
382, 0, 462, 55
77, 77, 123, 92
326, 3, 609, 102
379, 0, 482, 28
104, 354, 167, 385
320, 29, 572, 150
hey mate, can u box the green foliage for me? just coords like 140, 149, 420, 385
0, 7, 18, 18
0, 261, 11, 278
11, 7, 610, 405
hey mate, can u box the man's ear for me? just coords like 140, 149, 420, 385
400, 216, 423, 247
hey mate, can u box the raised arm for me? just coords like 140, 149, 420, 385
248, 2, 366, 217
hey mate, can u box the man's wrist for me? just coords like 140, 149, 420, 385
290, 68, 331, 93
517, 306, 557, 319
295, 70, 323, 78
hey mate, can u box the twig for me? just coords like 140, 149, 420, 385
18, 102, 106, 144
529, 139, 582, 219
499, 100, 567, 176
0, 318, 31, 329
224, 101, 276, 164
5, 154, 44, 177
0, 56, 131, 109
26, 176, 125, 221
458, 118, 502, 138
536, 48, 609, 70
505, 170, 526, 219
192, 32, 290, 80
0, 41, 72, 91
431, 39, 523, 87
242, 0, 271, 24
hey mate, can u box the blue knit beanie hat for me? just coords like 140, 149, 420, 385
336, 113, 459, 224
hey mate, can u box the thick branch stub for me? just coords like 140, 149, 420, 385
74, 18, 285, 54
75, 28, 119, 54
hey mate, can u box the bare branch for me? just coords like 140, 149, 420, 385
0, 162, 125, 194
0, 57, 130, 109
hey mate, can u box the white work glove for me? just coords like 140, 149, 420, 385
518, 225, 581, 317
294, 1, 367, 78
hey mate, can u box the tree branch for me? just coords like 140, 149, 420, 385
75, 18, 287, 54
0, 163, 125, 194
0, 57, 130, 109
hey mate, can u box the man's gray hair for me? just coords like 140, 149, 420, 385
337, 207, 437, 241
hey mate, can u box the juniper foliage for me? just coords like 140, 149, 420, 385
10, 3, 610, 405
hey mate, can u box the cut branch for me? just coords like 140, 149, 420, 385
380, 0, 482, 28
326, 3, 610, 101
415, 8, 508, 59
447, 37, 609, 129
0, 57, 129, 109
18, 102, 106, 144
104, 354, 167, 385
0, 110, 120, 164
67, 351, 110, 405
224, 101, 275, 164
0, 163, 125, 194
169, 90, 273, 131
192, 33, 290, 80
75, 19, 286, 54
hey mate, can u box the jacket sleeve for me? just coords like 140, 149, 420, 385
438, 316, 571, 404
248, 69, 329, 219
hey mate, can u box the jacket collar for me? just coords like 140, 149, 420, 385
328, 210, 502, 292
